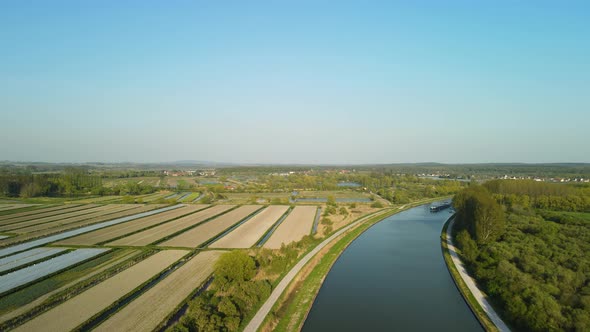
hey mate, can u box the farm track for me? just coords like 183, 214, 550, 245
107, 205, 235, 247
263, 206, 318, 249
94, 251, 223, 332
12, 250, 188, 332
56, 205, 209, 246
210, 205, 288, 249
160, 205, 261, 248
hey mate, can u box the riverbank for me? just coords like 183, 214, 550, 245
254, 196, 451, 332
441, 217, 509, 332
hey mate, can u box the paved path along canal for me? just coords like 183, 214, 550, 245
447, 218, 510, 331
303, 203, 483, 331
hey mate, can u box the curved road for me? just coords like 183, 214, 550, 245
446, 218, 510, 332
243, 209, 392, 332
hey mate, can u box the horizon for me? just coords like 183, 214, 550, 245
2, 159, 590, 167
1, 1, 589, 163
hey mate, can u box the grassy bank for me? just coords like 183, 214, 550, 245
260, 196, 450, 332
440, 217, 498, 332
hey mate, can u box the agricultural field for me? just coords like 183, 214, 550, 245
0, 205, 63, 219
0, 248, 109, 294
56, 205, 208, 246
107, 205, 235, 246
2, 205, 140, 234
102, 177, 161, 188
210, 205, 289, 248
223, 192, 292, 204
141, 191, 173, 202
0, 247, 67, 273
165, 176, 198, 189
93, 250, 223, 332
179, 192, 200, 202
159, 205, 262, 248
12, 250, 188, 332
0, 204, 91, 224
0, 205, 162, 247
71, 196, 123, 204
0, 205, 39, 212
263, 205, 318, 249
0, 249, 140, 324
0, 197, 382, 331
0, 205, 176, 254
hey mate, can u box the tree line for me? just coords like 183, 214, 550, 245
453, 181, 590, 331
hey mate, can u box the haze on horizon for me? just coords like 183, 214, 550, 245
1, 1, 589, 165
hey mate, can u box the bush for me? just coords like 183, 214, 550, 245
371, 201, 383, 208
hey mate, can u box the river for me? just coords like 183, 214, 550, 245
302, 203, 482, 331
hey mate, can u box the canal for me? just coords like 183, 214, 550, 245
302, 202, 482, 331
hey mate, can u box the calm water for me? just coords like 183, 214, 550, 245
337, 182, 362, 187
302, 203, 482, 332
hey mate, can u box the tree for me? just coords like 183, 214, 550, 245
214, 251, 256, 285
456, 230, 478, 262
371, 201, 383, 208
326, 195, 336, 206
454, 185, 505, 245
473, 194, 505, 244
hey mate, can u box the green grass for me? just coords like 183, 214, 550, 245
440, 218, 498, 332
180, 192, 200, 202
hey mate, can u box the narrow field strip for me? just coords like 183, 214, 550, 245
0, 205, 68, 221
72, 196, 122, 204
0, 205, 159, 248
0, 248, 109, 294
107, 205, 235, 247
94, 251, 223, 332
0, 248, 68, 273
263, 206, 318, 249
0, 205, 112, 231
181, 192, 200, 202
176, 192, 191, 201
143, 193, 172, 202
0, 204, 89, 224
210, 205, 288, 248
12, 250, 188, 332
0, 205, 181, 258
160, 205, 261, 248
9, 205, 140, 234
0, 205, 38, 212
56, 205, 209, 246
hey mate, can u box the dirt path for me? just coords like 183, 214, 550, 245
446, 218, 510, 332
243, 209, 390, 332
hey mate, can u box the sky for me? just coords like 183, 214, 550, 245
1, 1, 589, 164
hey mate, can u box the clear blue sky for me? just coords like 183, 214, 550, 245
1, 1, 588, 164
